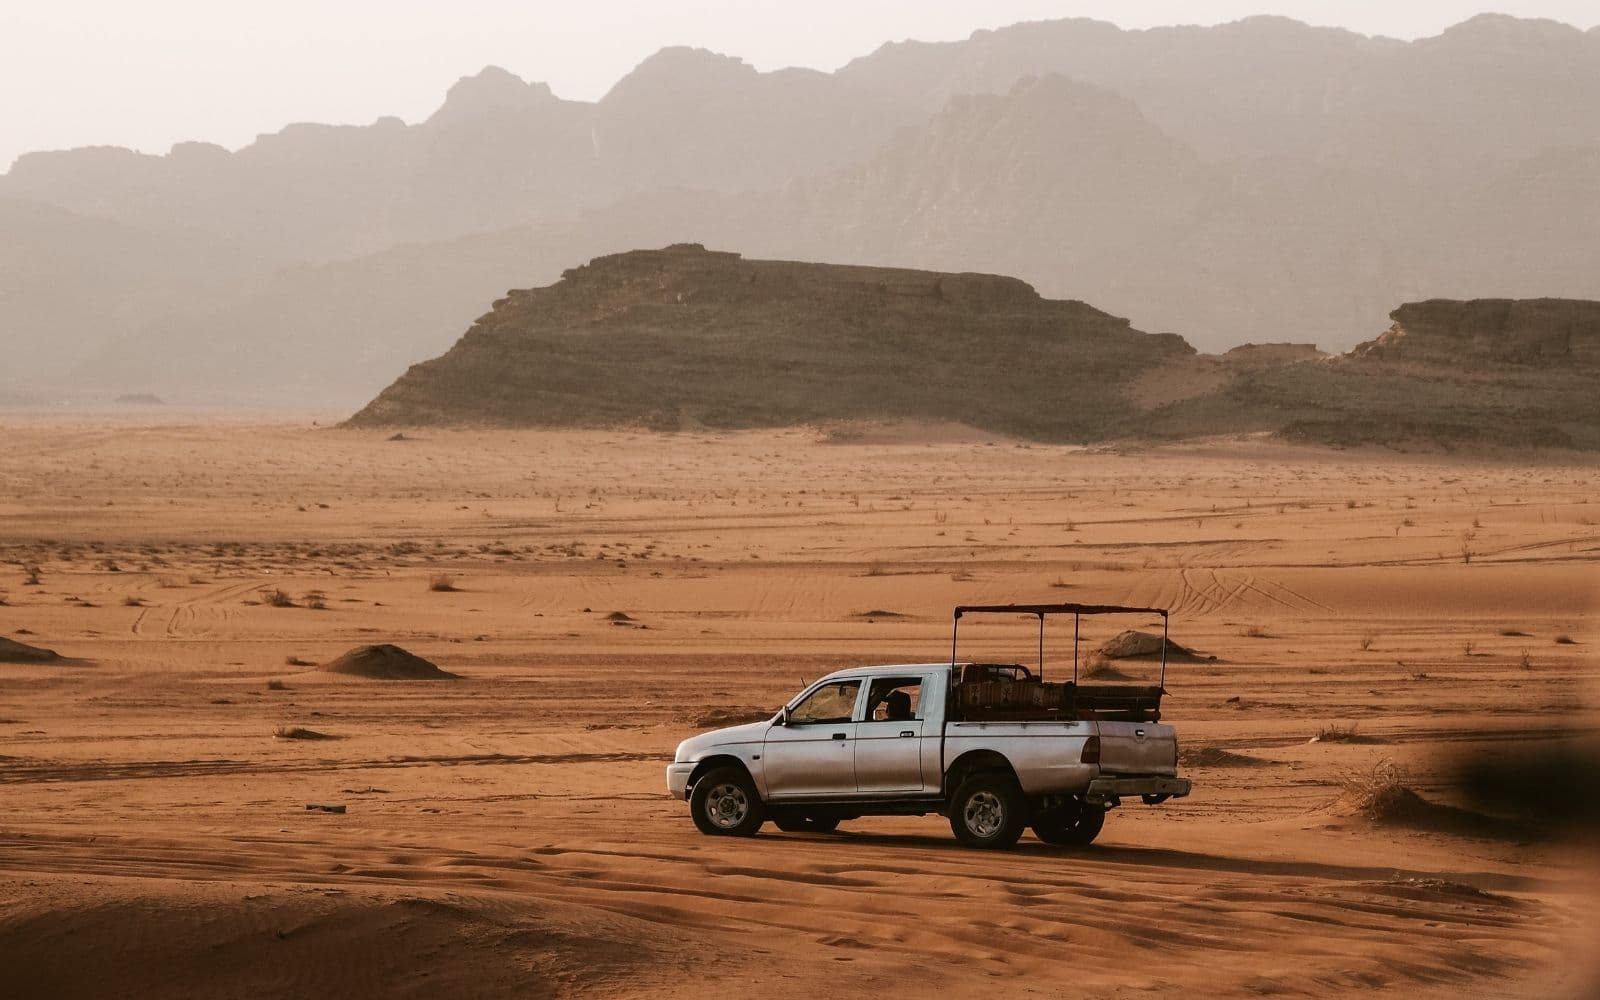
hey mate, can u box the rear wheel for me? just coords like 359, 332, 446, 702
1031, 797, 1107, 846
689, 766, 765, 837
949, 772, 1026, 849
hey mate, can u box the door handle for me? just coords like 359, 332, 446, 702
900, 731, 916, 738
832, 732, 847, 741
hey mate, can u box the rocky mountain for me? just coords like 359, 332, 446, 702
350, 245, 1600, 451
1143, 298, 1600, 449
3, 15, 1598, 403
347, 244, 1194, 440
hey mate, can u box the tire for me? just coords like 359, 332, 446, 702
949, 772, 1026, 849
1031, 797, 1107, 846
773, 814, 841, 834
689, 766, 765, 837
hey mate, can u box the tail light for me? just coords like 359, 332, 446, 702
1081, 734, 1101, 765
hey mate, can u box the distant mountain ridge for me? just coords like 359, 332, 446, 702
349, 244, 1600, 450
3, 14, 1598, 403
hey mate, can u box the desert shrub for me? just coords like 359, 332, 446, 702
1462, 639, 1477, 656
122, 595, 143, 607
1358, 633, 1376, 651
862, 562, 887, 577
1340, 758, 1413, 818
1316, 723, 1364, 743
1519, 649, 1533, 671
1240, 624, 1270, 638
266, 679, 288, 690
1554, 635, 1576, 645
23, 565, 41, 586
263, 588, 295, 608
1499, 629, 1530, 637
284, 656, 311, 667
303, 590, 327, 610
1079, 652, 1115, 679
427, 573, 459, 592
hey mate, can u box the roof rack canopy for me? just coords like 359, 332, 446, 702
950, 603, 1171, 686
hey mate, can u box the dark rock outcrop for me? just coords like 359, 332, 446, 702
349, 249, 1600, 450
1143, 298, 1600, 449
1353, 299, 1600, 367
347, 244, 1193, 442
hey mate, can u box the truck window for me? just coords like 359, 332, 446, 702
867, 678, 922, 721
788, 680, 861, 724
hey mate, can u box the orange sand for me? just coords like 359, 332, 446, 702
0, 419, 1595, 998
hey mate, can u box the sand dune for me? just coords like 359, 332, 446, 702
0, 419, 1595, 997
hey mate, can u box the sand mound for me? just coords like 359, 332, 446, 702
318, 644, 456, 680
0, 636, 60, 663
1096, 630, 1204, 660
1, 880, 681, 1000
1180, 747, 1271, 768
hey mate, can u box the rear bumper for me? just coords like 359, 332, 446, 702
1086, 776, 1192, 804
666, 762, 696, 799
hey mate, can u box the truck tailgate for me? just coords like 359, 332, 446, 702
1095, 720, 1177, 776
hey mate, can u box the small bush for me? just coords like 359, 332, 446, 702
1240, 624, 1270, 639
303, 590, 327, 610
1554, 635, 1576, 645
266, 679, 289, 690
284, 656, 311, 667
1462, 639, 1477, 656
1315, 723, 1365, 743
1519, 649, 1533, 671
1340, 758, 1413, 819
1499, 629, 1530, 637
1079, 652, 1121, 679
427, 573, 459, 592
862, 562, 887, 577
23, 565, 42, 586
1358, 633, 1376, 651
122, 595, 143, 607
263, 588, 295, 608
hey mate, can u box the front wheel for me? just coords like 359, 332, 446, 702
689, 766, 765, 836
1031, 798, 1107, 846
949, 772, 1026, 849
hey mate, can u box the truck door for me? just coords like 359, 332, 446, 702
762, 679, 863, 799
854, 676, 928, 793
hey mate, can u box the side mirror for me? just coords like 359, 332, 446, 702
777, 707, 790, 727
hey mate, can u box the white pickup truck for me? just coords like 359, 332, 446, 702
667, 603, 1192, 849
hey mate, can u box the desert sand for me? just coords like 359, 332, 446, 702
1, 417, 1596, 998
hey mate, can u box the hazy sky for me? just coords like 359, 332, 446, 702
4, 1, 1597, 170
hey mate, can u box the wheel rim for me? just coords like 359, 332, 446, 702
963, 790, 1006, 838
706, 782, 750, 829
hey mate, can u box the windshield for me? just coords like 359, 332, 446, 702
788, 680, 861, 724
